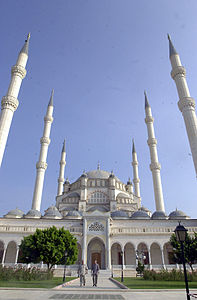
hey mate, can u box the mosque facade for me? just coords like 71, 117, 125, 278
0, 35, 197, 276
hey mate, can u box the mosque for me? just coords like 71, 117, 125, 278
0, 34, 197, 276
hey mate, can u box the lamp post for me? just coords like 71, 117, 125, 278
111, 259, 113, 278
63, 250, 67, 283
174, 223, 190, 300
120, 250, 124, 282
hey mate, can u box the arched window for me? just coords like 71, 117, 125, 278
88, 192, 108, 204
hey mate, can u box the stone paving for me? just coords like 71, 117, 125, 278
0, 275, 196, 299
59, 274, 120, 290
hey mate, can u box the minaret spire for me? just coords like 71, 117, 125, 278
0, 34, 30, 167
57, 140, 66, 196
168, 35, 197, 176
48, 89, 54, 106
20, 33, 30, 55
31, 91, 54, 211
132, 139, 141, 199
144, 92, 165, 212
144, 91, 150, 108
167, 34, 177, 57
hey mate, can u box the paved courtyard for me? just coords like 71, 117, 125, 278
0, 276, 196, 299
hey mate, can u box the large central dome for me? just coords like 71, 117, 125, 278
85, 169, 119, 181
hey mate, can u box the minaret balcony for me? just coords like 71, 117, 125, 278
178, 97, 195, 112
1, 96, 19, 111
11, 65, 26, 79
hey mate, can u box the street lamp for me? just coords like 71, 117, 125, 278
63, 250, 68, 283
174, 223, 190, 300
120, 250, 124, 282
111, 259, 113, 278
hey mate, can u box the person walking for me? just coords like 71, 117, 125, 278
78, 260, 88, 287
91, 259, 100, 287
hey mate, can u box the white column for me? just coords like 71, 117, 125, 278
15, 246, 19, 264
1, 247, 6, 265
82, 218, 87, 265
122, 249, 125, 268
148, 248, 152, 269
106, 218, 111, 269
0, 34, 30, 167
168, 35, 197, 176
57, 140, 66, 196
31, 91, 54, 211
145, 92, 165, 212
161, 249, 166, 269
132, 140, 141, 198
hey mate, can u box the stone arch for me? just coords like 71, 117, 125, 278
77, 243, 82, 264
87, 237, 105, 269
150, 242, 162, 265
0, 241, 5, 263
17, 248, 24, 263
137, 242, 149, 265
163, 242, 175, 265
4, 241, 17, 264
111, 242, 122, 265
124, 243, 135, 265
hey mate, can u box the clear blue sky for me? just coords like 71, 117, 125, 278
0, 0, 196, 218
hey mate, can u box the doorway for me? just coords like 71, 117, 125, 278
87, 237, 105, 269
92, 252, 101, 268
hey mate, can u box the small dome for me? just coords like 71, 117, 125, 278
139, 206, 150, 212
4, 208, 24, 218
151, 211, 167, 220
62, 206, 77, 212
43, 206, 62, 219
66, 211, 82, 217
64, 178, 70, 184
81, 171, 87, 178
111, 210, 129, 218
65, 192, 80, 198
87, 206, 109, 212
169, 209, 189, 220
131, 210, 150, 219
25, 209, 41, 219
127, 178, 132, 185
109, 171, 115, 178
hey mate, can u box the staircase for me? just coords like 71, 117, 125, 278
98, 269, 111, 277
53, 267, 112, 278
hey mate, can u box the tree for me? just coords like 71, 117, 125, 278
170, 232, 197, 272
19, 226, 78, 270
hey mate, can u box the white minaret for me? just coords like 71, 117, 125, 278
168, 35, 197, 176
144, 92, 165, 212
57, 140, 66, 196
0, 34, 30, 167
31, 90, 54, 211
132, 139, 141, 198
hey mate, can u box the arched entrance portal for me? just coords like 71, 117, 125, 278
0, 241, 4, 263
87, 238, 105, 269
77, 243, 82, 264
4, 241, 17, 264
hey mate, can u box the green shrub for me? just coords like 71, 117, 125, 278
143, 269, 197, 281
0, 265, 53, 281
136, 261, 145, 274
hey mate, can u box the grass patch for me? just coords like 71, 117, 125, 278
0, 276, 76, 289
115, 277, 197, 289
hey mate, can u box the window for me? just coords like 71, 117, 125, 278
88, 222, 104, 232
88, 192, 108, 204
